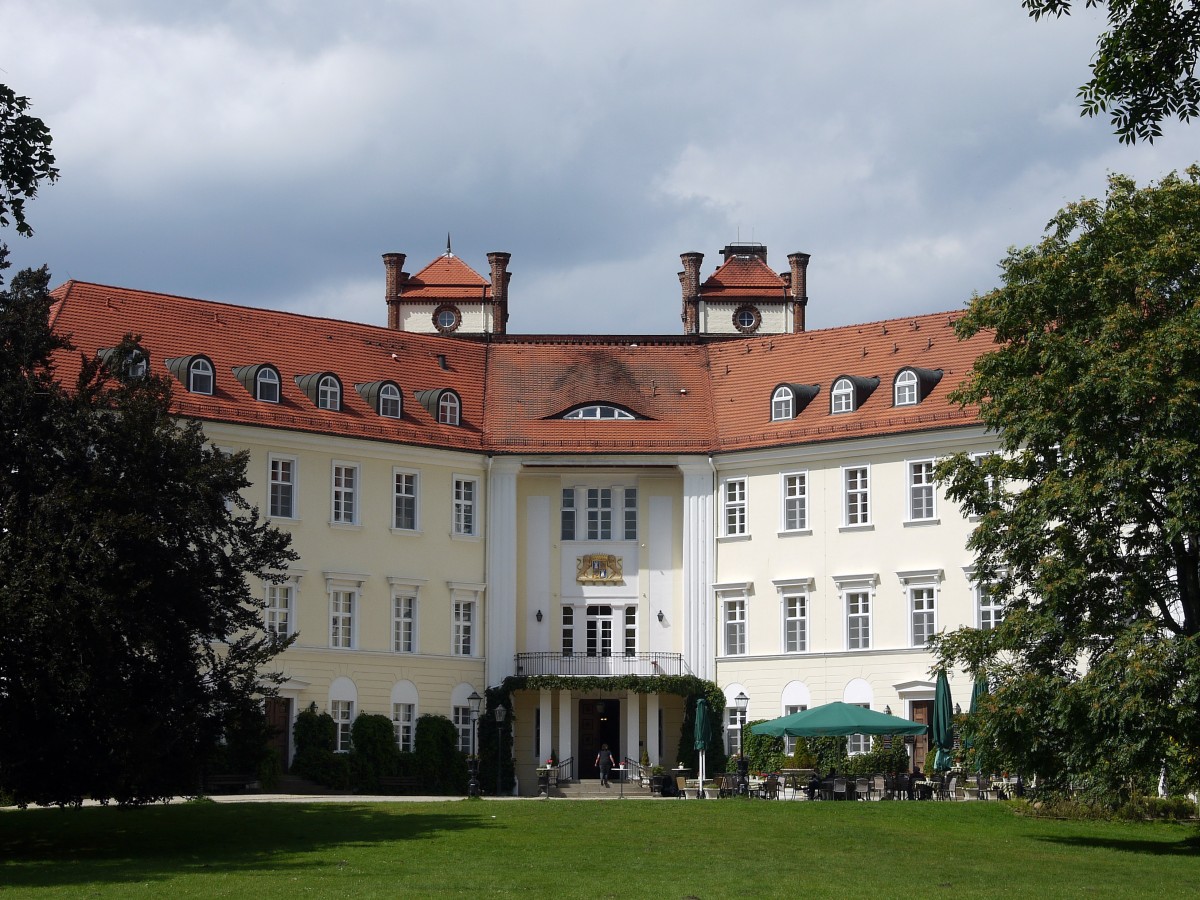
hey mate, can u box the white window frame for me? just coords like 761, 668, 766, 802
722, 477, 748, 537
847, 703, 871, 755
783, 704, 808, 754
392, 468, 419, 532
586, 487, 612, 540
910, 585, 937, 646
438, 392, 461, 425
724, 598, 746, 656
907, 459, 937, 522
835, 574, 877, 651
561, 487, 577, 541
623, 487, 637, 541
265, 581, 294, 638
781, 471, 808, 533
317, 374, 341, 411
623, 606, 637, 657
831, 377, 854, 413
894, 369, 918, 406
448, 585, 484, 657
726, 706, 747, 756
453, 476, 478, 537
189, 357, 213, 395
379, 382, 402, 418
331, 461, 359, 525
392, 702, 415, 752
843, 464, 871, 527
268, 454, 297, 519
390, 578, 420, 653
331, 699, 355, 752
452, 705, 473, 754
325, 572, 366, 651
978, 581, 1004, 631
256, 367, 280, 403
771, 386, 794, 421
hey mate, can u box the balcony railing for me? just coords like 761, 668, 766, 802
514, 651, 686, 677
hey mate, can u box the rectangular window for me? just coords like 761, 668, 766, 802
909, 460, 936, 521
561, 488, 576, 541
330, 589, 354, 649
268, 457, 295, 518
782, 472, 807, 531
332, 700, 354, 752
393, 593, 416, 653
911, 586, 937, 646
978, 583, 1004, 631
847, 703, 870, 755
846, 590, 871, 649
332, 463, 358, 524
586, 488, 612, 540
724, 478, 747, 536
562, 605, 574, 656
453, 477, 477, 536
586, 605, 613, 657
624, 607, 637, 657
727, 707, 747, 755
392, 702, 414, 752
724, 598, 746, 655
623, 488, 637, 540
393, 470, 418, 530
844, 466, 870, 526
452, 705, 472, 754
453, 600, 474, 656
266, 583, 292, 637
783, 592, 807, 653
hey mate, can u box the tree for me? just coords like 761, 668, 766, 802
1024, 1, 1200, 143
0, 84, 58, 236
934, 167, 1200, 802
0, 268, 296, 806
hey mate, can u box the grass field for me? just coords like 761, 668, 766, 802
1, 798, 1197, 898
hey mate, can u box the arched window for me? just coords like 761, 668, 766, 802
831, 377, 854, 414
379, 383, 402, 418
771, 386, 794, 421
318, 375, 341, 411
563, 405, 635, 420
438, 391, 460, 425
894, 369, 918, 406
189, 357, 213, 395
256, 367, 280, 403
125, 352, 148, 379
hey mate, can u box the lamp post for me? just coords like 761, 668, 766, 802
494, 705, 508, 796
734, 691, 749, 797
467, 690, 482, 797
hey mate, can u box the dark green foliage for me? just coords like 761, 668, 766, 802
478, 690, 514, 795
0, 268, 296, 807
1024, 1, 1200, 142
290, 705, 348, 789
413, 714, 467, 795
350, 714, 401, 791
0, 84, 58, 237
935, 169, 1200, 805
742, 723, 784, 773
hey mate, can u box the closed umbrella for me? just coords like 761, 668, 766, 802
931, 670, 954, 773
694, 698, 710, 799
964, 674, 989, 772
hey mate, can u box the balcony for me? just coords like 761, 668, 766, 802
514, 651, 686, 677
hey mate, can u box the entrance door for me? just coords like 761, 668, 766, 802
579, 698, 621, 779
910, 700, 932, 773
266, 697, 292, 772
586, 606, 614, 657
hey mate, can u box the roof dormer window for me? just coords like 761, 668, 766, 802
893, 366, 943, 407
771, 386, 794, 421
189, 357, 213, 395
256, 367, 280, 403
355, 380, 403, 418
563, 404, 635, 420
831, 377, 854, 414
438, 391, 460, 425
318, 375, 340, 410
98, 344, 149, 380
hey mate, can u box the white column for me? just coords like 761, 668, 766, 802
624, 690, 640, 766
485, 457, 520, 686
539, 688, 554, 764
647, 692, 661, 766
557, 690, 573, 779
680, 460, 715, 680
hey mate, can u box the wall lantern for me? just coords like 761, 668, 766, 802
536, 609, 543, 623
657, 610, 665, 622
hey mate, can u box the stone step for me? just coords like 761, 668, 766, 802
552, 778, 656, 799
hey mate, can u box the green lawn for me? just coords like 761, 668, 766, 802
1, 799, 1197, 898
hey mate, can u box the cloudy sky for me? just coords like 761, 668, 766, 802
4, 0, 1200, 335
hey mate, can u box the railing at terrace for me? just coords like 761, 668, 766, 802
514, 651, 686, 677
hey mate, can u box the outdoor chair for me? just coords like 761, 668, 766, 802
675, 775, 689, 799
757, 775, 780, 800
872, 774, 887, 800
717, 773, 738, 798
854, 777, 871, 801
832, 776, 847, 800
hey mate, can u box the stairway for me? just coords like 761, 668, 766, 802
551, 778, 655, 799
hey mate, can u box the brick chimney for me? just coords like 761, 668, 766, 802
383, 253, 407, 329
487, 251, 512, 335
788, 251, 811, 333
679, 251, 704, 335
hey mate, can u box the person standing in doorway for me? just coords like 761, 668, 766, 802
595, 743, 615, 787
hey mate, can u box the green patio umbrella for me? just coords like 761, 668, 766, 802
694, 698, 710, 798
964, 675, 989, 771
930, 670, 954, 772
750, 701, 926, 737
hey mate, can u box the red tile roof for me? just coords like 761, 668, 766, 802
700, 256, 788, 298
48, 281, 993, 456
400, 255, 491, 301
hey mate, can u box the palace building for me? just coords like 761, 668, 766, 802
48, 242, 997, 793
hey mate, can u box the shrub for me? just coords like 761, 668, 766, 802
414, 714, 467, 795
350, 714, 401, 791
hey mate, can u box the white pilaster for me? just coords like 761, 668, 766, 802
680, 459, 715, 680
485, 457, 521, 686
557, 690, 573, 778
624, 690, 640, 765
539, 688, 554, 764
647, 692, 661, 766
